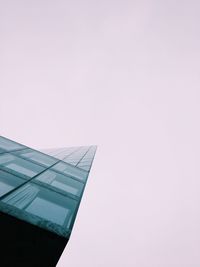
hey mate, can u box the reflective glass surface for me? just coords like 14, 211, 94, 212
78, 160, 92, 167
0, 154, 44, 179
0, 170, 25, 197
0, 136, 96, 239
34, 170, 84, 196
52, 162, 88, 181
77, 165, 90, 171
0, 136, 25, 151
0, 148, 6, 154
13, 149, 58, 167
2, 183, 78, 228
63, 160, 77, 166
26, 197, 68, 225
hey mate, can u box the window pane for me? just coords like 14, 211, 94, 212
2, 183, 78, 229
0, 148, 6, 154
0, 136, 25, 151
14, 149, 58, 167
77, 165, 90, 171
0, 154, 44, 179
0, 154, 13, 164
63, 160, 77, 166
52, 162, 88, 181
51, 181, 78, 195
78, 159, 92, 165
35, 170, 83, 196
6, 163, 37, 177
26, 197, 69, 225
0, 182, 13, 196
0, 170, 25, 197
77, 160, 92, 169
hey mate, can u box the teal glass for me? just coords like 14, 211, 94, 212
0, 170, 25, 197
2, 182, 78, 231
0, 148, 6, 154
0, 136, 97, 240
34, 170, 84, 197
0, 154, 45, 179
0, 136, 26, 151
77, 165, 90, 171
13, 149, 58, 167
52, 161, 88, 181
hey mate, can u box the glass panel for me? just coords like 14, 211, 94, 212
0, 136, 26, 151
6, 163, 37, 177
0, 154, 44, 179
82, 146, 97, 160
52, 162, 88, 181
51, 181, 78, 195
26, 197, 69, 225
0, 148, 6, 154
77, 160, 92, 167
63, 160, 78, 165
14, 149, 58, 167
52, 162, 66, 171
77, 165, 90, 171
35, 170, 83, 196
40, 147, 78, 160
78, 159, 92, 164
0, 170, 25, 197
2, 183, 78, 228
0, 182, 13, 196
0, 154, 13, 164
82, 154, 94, 160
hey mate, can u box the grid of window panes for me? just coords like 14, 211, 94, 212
0, 136, 96, 238
41, 145, 97, 171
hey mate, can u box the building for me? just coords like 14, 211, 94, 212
0, 136, 97, 267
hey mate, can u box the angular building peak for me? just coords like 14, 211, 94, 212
0, 135, 97, 267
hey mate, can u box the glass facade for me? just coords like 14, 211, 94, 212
0, 170, 25, 197
0, 136, 26, 152
35, 170, 84, 197
0, 136, 97, 238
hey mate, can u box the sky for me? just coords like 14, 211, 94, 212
1, 0, 200, 266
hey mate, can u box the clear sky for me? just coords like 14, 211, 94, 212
1, 1, 200, 266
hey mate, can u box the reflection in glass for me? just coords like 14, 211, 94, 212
26, 197, 69, 225
14, 149, 58, 167
0, 154, 44, 179
2, 183, 77, 228
77, 165, 90, 171
52, 162, 88, 181
35, 170, 83, 196
0, 136, 25, 151
0, 170, 25, 197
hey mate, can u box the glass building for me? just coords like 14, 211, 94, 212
0, 136, 97, 267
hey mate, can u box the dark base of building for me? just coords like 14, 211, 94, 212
0, 212, 68, 267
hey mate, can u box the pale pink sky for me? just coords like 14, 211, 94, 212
1, 1, 200, 266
